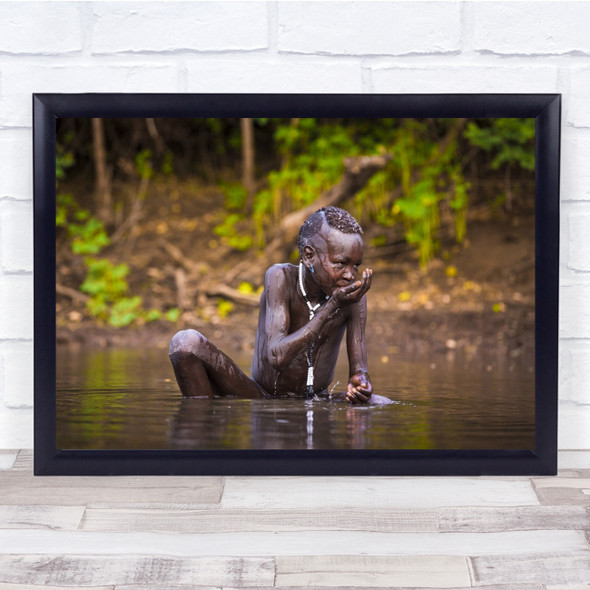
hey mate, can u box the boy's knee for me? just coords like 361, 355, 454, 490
169, 329, 208, 358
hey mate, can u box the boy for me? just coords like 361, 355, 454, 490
169, 206, 389, 405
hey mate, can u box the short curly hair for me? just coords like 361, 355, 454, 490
298, 206, 363, 254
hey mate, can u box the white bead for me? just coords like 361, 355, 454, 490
307, 366, 314, 386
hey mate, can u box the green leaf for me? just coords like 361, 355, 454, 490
164, 308, 181, 323
108, 296, 143, 327
135, 149, 154, 180
217, 299, 234, 319
145, 309, 162, 322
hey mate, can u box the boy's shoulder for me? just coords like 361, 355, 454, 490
264, 263, 297, 282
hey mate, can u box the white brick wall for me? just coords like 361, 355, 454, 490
0, 63, 182, 127
472, 2, 590, 55
276, 2, 462, 56
0, 2, 83, 55
91, 2, 269, 53
0, 0, 588, 449
568, 213, 590, 273
0, 131, 33, 200
0, 276, 33, 341
184, 58, 364, 93
370, 64, 560, 93
0, 200, 32, 273
560, 132, 590, 201
0, 342, 33, 409
569, 68, 590, 127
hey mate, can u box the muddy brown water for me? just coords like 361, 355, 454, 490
56, 347, 534, 451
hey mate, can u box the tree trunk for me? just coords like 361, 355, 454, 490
241, 118, 255, 207
505, 165, 513, 211
145, 118, 165, 154
91, 118, 112, 227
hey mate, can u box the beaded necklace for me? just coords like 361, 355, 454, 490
298, 262, 329, 398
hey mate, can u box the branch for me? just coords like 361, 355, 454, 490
226, 153, 392, 282
159, 238, 203, 275
204, 284, 260, 307
159, 238, 259, 307
56, 283, 90, 303
276, 154, 392, 237
174, 268, 192, 310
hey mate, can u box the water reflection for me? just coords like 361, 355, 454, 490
167, 397, 408, 450
56, 347, 534, 451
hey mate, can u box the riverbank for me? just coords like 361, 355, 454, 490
56, 177, 535, 365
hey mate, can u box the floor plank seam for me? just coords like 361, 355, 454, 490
530, 478, 543, 505
219, 476, 227, 505
77, 507, 89, 531
466, 555, 477, 587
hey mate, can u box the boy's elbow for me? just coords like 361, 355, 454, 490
269, 345, 288, 371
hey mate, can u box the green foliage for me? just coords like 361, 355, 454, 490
70, 216, 111, 255
464, 118, 535, 171
221, 183, 248, 210
238, 281, 255, 294
449, 166, 469, 244
237, 282, 263, 296
213, 213, 253, 251
81, 258, 130, 300
56, 140, 75, 184
269, 118, 370, 215
56, 187, 134, 326
135, 149, 154, 180
56, 193, 74, 228
145, 309, 163, 323
217, 299, 234, 319
56, 153, 179, 328
161, 151, 175, 176
164, 307, 181, 323
80, 256, 178, 327
56, 116, 538, 334
213, 184, 256, 250
109, 296, 144, 328
252, 189, 272, 248
215, 179, 272, 250
57, 187, 112, 256
370, 235, 387, 248
266, 118, 472, 266
364, 120, 470, 267
80, 259, 140, 327
213, 118, 474, 267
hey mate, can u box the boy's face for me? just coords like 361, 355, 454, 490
307, 224, 364, 295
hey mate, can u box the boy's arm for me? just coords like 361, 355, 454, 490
345, 295, 373, 404
264, 265, 360, 371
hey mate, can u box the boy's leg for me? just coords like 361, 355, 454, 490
169, 329, 266, 399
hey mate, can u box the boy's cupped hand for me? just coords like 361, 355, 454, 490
346, 371, 373, 404
332, 268, 372, 307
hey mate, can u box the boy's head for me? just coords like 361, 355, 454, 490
298, 206, 363, 257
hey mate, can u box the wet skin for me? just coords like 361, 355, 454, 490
170, 223, 387, 405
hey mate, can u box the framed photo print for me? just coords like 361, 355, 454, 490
34, 93, 560, 475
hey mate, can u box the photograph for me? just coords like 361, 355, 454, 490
33, 94, 559, 475
5, 3, 587, 587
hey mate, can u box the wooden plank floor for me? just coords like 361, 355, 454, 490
0, 450, 589, 589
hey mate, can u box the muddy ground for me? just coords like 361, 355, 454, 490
56, 177, 535, 365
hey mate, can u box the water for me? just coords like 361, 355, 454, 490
56, 346, 535, 451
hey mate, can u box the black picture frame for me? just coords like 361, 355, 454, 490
34, 93, 560, 476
